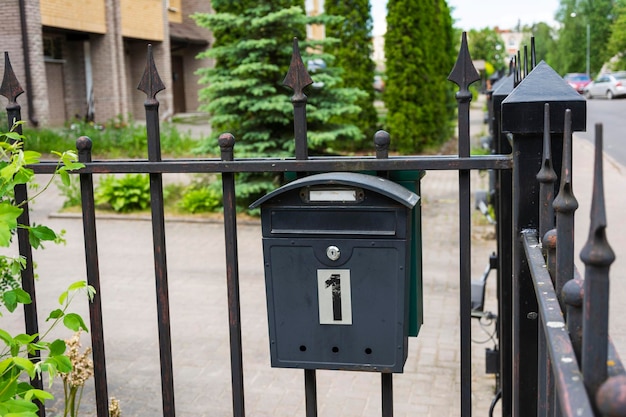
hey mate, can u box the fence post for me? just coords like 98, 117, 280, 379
500, 61, 585, 417
491, 72, 515, 417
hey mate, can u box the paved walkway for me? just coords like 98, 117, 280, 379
4, 96, 625, 417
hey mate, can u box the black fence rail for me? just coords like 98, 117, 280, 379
1, 32, 625, 417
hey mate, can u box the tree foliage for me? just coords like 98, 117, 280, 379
553, 0, 615, 75
324, 0, 379, 146
525, 22, 558, 66
193, 1, 365, 207
467, 28, 506, 73
608, 0, 626, 69
384, 0, 456, 153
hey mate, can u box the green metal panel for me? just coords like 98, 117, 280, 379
389, 170, 425, 337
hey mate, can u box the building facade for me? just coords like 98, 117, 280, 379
1, 0, 213, 126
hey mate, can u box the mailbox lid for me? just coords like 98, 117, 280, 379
249, 172, 419, 209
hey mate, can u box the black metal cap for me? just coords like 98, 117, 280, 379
249, 172, 419, 209
501, 61, 586, 134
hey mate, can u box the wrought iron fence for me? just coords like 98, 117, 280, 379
1, 32, 624, 417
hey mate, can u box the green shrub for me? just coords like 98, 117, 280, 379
20, 115, 199, 158
95, 174, 151, 213
178, 183, 222, 214
57, 177, 82, 209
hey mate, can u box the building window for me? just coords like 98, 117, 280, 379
43, 36, 63, 60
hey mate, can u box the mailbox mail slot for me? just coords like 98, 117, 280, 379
250, 172, 419, 373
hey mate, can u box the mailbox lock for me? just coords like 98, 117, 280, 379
326, 245, 341, 261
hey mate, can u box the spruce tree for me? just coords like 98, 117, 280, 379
192, 1, 364, 207
384, 0, 456, 153
324, 0, 379, 148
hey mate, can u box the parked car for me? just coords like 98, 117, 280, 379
563, 73, 591, 93
583, 72, 626, 99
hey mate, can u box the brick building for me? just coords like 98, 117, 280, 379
1, 0, 213, 126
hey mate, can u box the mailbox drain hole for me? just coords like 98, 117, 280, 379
299, 345, 307, 352
365, 348, 372, 355
332, 346, 339, 353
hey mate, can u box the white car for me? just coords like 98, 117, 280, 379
583, 72, 626, 99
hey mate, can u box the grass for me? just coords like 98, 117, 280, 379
13, 116, 203, 159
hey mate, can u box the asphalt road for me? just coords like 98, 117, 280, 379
575, 97, 626, 166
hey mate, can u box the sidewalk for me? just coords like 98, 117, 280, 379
5, 95, 625, 417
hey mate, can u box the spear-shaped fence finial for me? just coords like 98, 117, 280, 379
580, 123, 615, 397
137, 44, 166, 103
537, 103, 557, 241
0, 52, 24, 108
283, 38, 313, 160
553, 109, 578, 306
137, 44, 166, 162
448, 32, 481, 103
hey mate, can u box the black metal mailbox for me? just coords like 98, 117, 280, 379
250, 172, 419, 373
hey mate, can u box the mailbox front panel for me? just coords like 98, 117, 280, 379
263, 237, 410, 373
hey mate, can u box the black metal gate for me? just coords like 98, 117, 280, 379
2, 33, 625, 417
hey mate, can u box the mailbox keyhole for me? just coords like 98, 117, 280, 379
365, 348, 373, 355
299, 345, 307, 352
332, 346, 339, 353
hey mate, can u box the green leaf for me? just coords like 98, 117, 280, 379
11, 358, 35, 378
59, 170, 70, 187
57, 289, 68, 305
48, 339, 66, 356
0, 357, 14, 376
23, 388, 53, 402
0, 398, 39, 415
0, 329, 13, 347
0, 378, 18, 402
12, 334, 37, 346
21, 151, 41, 165
28, 225, 57, 249
15, 382, 34, 396
3, 132, 23, 142
46, 309, 64, 321
3, 289, 31, 313
63, 313, 88, 332
46, 355, 71, 373
0, 203, 23, 247
2, 291, 17, 313
67, 281, 87, 292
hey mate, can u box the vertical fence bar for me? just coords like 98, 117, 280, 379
580, 124, 615, 400
375, 130, 393, 417
218, 133, 246, 417
1, 51, 45, 417
448, 32, 480, 417
76, 136, 110, 417
283, 38, 318, 417
552, 110, 578, 309
381, 373, 393, 417
137, 45, 175, 417
537, 108, 557, 416
537, 104, 557, 244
